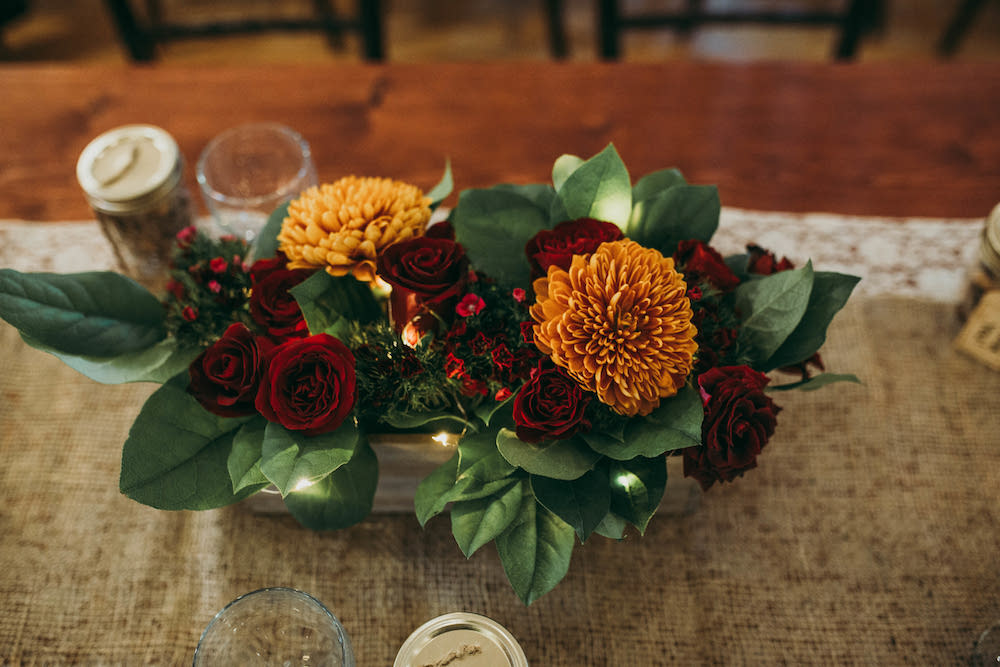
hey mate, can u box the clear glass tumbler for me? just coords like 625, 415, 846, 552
196, 123, 318, 242
192, 588, 354, 667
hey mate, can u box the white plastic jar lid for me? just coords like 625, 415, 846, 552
394, 612, 528, 667
76, 124, 181, 212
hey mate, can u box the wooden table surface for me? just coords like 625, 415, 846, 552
1, 62, 998, 222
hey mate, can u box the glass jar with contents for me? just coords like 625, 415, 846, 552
958, 202, 1000, 322
76, 124, 193, 292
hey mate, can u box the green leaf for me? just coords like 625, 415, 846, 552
289, 270, 382, 339
380, 408, 471, 432
415, 451, 460, 527
228, 419, 269, 493
451, 188, 550, 287
631, 168, 687, 203
252, 200, 289, 260
23, 335, 199, 384
626, 184, 720, 257
764, 271, 861, 370
426, 160, 454, 208
554, 144, 632, 229
119, 377, 260, 510
451, 480, 525, 558
551, 153, 584, 191
531, 467, 610, 542
593, 511, 628, 540
260, 420, 359, 497
492, 183, 557, 211
283, 438, 378, 531
473, 393, 515, 429
608, 457, 667, 535
768, 372, 862, 392
495, 495, 576, 605
603, 385, 703, 459
496, 429, 601, 480
0, 269, 166, 356
734, 261, 815, 364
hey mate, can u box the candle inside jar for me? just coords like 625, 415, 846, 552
412, 628, 509, 667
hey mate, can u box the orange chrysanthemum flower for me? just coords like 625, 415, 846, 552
278, 176, 432, 283
530, 239, 698, 417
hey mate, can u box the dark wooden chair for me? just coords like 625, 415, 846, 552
103, 0, 383, 62
594, 0, 883, 60
938, 0, 992, 56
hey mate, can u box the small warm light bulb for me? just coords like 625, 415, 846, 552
432, 432, 452, 446
616, 474, 633, 488
292, 478, 316, 492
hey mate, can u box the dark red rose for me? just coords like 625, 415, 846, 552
249, 267, 312, 339
255, 333, 356, 436
377, 237, 469, 302
674, 239, 740, 292
188, 323, 274, 417
683, 365, 781, 490
746, 244, 794, 275
525, 218, 624, 279
249, 251, 291, 283
512, 361, 591, 443
425, 220, 455, 240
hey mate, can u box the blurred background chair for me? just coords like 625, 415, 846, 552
938, 0, 993, 56
594, 0, 884, 60
0, 0, 28, 44
103, 0, 383, 61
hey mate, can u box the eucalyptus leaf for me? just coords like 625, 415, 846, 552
451, 480, 525, 558
531, 467, 610, 542
625, 184, 720, 257
0, 269, 166, 356
252, 200, 289, 260
554, 144, 632, 229
608, 457, 667, 535
495, 495, 576, 605
283, 438, 378, 531
289, 270, 382, 339
119, 377, 260, 510
260, 420, 359, 497
426, 160, 454, 208
551, 154, 583, 191
451, 188, 550, 287
23, 335, 198, 385
764, 271, 861, 371
631, 168, 687, 203
734, 262, 815, 365
496, 429, 601, 480
768, 372, 862, 392
228, 418, 269, 493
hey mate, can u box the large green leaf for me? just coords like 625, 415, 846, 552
607, 457, 667, 535
531, 467, 610, 542
593, 510, 628, 540
631, 168, 687, 203
283, 438, 378, 531
616, 385, 704, 459
496, 429, 601, 480
764, 271, 861, 371
625, 184, 720, 257
491, 183, 557, 212
768, 372, 862, 392
260, 420, 359, 497
451, 480, 525, 558
290, 270, 382, 340
119, 377, 260, 510
228, 418, 269, 493
451, 188, 550, 287
551, 154, 584, 192
23, 335, 198, 385
553, 144, 632, 229
252, 201, 289, 260
0, 269, 166, 356
734, 262, 815, 365
414, 451, 460, 527
495, 495, 576, 605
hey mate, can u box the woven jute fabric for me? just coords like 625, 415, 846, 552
1, 296, 998, 666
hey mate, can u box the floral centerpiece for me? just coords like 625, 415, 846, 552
0, 145, 858, 604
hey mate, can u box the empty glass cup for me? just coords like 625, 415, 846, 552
196, 123, 318, 242
192, 588, 354, 666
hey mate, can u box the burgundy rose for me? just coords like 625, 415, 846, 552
249, 266, 312, 339
255, 333, 356, 436
188, 323, 273, 417
683, 365, 781, 490
378, 237, 470, 334
525, 218, 624, 279
425, 220, 455, 240
746, 244, 794, 275
674, 239, 740, 292
249, 252, 290, 283
512, 361, 591, 443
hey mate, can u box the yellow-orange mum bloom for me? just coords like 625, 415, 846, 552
278, 176, 432, 283
530, 239, 698, 417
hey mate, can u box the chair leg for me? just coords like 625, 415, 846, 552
358, 0, 384, 60
938, 0, 987, 57
544, 0, 568, 59
312, 0, 346, 51
104, 0, 156, 61
833, 0, 869, 60
598, 0, 620, 60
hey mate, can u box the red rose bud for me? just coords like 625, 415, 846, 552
746, 244, 794, 275
674, 239, 740, 292
525, 218, 623, 279
683, 365, 782, 490
188, 323, 274, 417
512, 361, 591, 443
255, 333, 356, 436
249, 267, 312, 339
